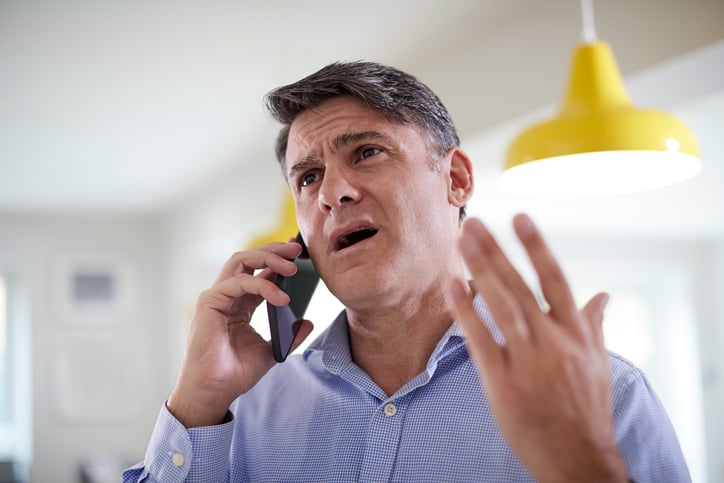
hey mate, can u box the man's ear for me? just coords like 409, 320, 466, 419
447, 148, 474, 208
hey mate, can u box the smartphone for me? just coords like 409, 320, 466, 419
266, 232, 320, 362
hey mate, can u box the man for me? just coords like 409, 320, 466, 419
124, 62, 689, 482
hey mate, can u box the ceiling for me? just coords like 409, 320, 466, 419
1, 0, 723, 238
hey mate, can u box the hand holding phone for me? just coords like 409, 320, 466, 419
266, 233, 320, 362
168, 238, 312, 427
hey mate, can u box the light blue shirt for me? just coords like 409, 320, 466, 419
124, 296, 690, 482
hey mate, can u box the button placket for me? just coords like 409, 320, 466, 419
359, 398, 406, 482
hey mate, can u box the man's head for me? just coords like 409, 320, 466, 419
264, 61, 465, 221
261, 62, 474, 309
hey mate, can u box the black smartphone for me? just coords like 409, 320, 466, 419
266, 232, 320, 362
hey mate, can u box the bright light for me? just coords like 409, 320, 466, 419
499, 150, 702, 198
665, 138, 681, 152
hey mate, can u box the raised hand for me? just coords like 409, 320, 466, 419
167, 240, 314, 428
447, 214, 627, 483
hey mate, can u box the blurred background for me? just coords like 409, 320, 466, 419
0, 1, 723, 482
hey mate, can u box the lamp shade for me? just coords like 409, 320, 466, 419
502, 41, 702, 197
246, 190, 298, 247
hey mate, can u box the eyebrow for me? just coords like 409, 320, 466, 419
287, 130, 395, 179
331, 130, 395, 151
287, 155, 319, 180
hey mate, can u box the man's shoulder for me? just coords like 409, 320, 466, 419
605, 351, 660, 412
607, 351, 646, 387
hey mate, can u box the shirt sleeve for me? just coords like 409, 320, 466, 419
122, 403, 235, 483
609, 353, 691, 483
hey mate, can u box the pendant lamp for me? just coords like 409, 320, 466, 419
501, 0, 702, 198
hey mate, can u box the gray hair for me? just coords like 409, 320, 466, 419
264, 61, 465, 221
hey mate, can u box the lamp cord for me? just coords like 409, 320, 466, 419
580, 0, 598, 43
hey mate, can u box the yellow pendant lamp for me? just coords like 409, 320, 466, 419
501, 0, 702, 198
246, 189, 299, 248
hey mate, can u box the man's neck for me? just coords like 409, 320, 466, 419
346, 287, 454, 397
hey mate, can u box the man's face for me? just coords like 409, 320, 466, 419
284, 96, 466, 308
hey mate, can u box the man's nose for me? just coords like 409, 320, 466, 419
318, 165, 360, 213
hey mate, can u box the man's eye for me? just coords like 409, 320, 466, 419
300, 171, 321, 187
360, 147, 381, 159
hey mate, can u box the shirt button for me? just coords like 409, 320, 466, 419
383, 403, 397, 417
172, 452, 185, 467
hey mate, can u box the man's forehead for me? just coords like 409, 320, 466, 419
285, 99, 398, 157
289, 97, 386, 137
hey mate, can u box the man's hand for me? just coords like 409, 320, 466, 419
446, 214, 627, 483
167, 240, 314, 428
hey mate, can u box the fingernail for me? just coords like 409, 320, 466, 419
514, 214, 534, 238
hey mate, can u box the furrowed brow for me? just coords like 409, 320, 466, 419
288, 153, 320, 180
332, 131, 395, 150
287, 131, 393, 179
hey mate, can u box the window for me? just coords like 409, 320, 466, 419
0, 275, 12, 457
0, 269, 31, 479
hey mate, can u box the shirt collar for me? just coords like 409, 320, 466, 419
303, 293, 499, 375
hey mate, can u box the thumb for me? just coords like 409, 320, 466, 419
581, 292, 609, 329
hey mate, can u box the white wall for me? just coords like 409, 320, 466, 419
0, 214, 170, 483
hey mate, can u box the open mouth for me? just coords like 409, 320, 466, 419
337, 227, 378, 250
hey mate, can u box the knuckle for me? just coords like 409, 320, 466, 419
198, 287, 216, 303
228, 249, 249, 262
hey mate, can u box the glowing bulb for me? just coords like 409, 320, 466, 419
499, 150, 702, 198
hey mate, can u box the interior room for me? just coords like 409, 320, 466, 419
1, 1, 723, 482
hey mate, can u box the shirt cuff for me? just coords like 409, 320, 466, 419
140, 402, 234, 482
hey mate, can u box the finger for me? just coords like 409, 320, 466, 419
215, 242, 302, 283
462, 218, 549, 339
225, 267, 279, 318
446, 277, 504, 376
459, 220, 531, 345
513, 214, 578, 327
580, 292, 609, 348
225, 323, 277, 370
201, 272, 291, 315
255, 266, 278, 282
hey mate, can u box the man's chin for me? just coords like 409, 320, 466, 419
326, 271, 394, 308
